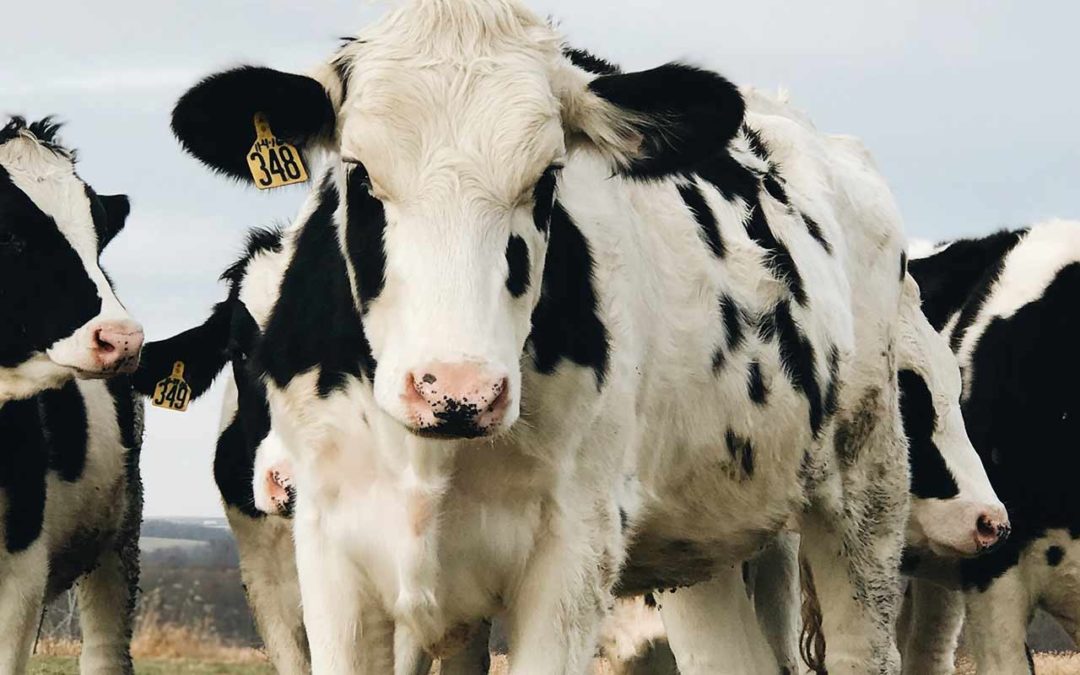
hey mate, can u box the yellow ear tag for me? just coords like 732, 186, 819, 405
246, 113, 309, 190
151, 361, 192, 413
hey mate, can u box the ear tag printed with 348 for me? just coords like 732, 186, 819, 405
151, 361, 192, 412
246, 113, 309, 190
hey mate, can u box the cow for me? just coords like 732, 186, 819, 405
0, 116, 144, 675
729, 271, 1011, 674
134, 229, 489, 675
904, 220, 1080, 674
169, 1, 915, 672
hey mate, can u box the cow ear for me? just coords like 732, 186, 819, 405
171, 66, 337, 182
97, 194, 130, 249
561, 63, 745, 180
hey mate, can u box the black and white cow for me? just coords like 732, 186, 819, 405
732, 271, 1011, 674
170, 2, 915, 672
905, 220, 1080, 674
0, 117, 144, 674
135, 229, 492, 675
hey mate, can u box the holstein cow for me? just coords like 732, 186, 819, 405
170, 1, 913, 672
0, 117, 144, 675
905, 221, 1080, 674
740, 272, 1010, 674
133, 229, 490, 675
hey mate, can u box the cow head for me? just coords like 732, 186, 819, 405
171, 0, 744, 439
0, 117, 142, 402
897, 275, 1009, 557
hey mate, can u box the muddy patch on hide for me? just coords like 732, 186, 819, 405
834, 386, 882, 468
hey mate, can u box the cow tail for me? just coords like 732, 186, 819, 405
800, 553, 828, 675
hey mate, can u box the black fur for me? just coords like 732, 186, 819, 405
1046, 546, 1065, 567
505, 234, 530, 298
563, 47, 621, 76
908, 229, 1027, 332
712, 294, 745, 372
747, 361, 768, 405
85, 186, 130, 251
343, 164, 388, 310
959, 262, 1080, 589
0, 165, 102, 370
725, 429, 754, 478
773, 301, 824, 436
0, 116, 70, 157
532, 166, 559, 234
588, 64, 745, 180
678, 182, 725, 258
40, 381, 89, 483
898, 369, 959, 500
215, 357, 272, 519
528, 202, 610, 389
0, 396, 49, 553
899, 251, 908, 282
132, 300, 236, 399
171, 66, 335, 182
801, 213, 832, 255
258, 175, 376, 395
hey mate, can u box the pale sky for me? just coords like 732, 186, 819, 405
3, 1, 1077, 517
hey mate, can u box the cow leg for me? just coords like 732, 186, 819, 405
748, 533, 802, 674
899, 579, 963, 675
505, 509, 612, 675
658, 564, 779, 674
393, 623, 434, 675
965, 565, 1035, 674
0, 541, 48, 674
76, 548, 135, 675
294, 513, 394, 674
228, 509, 310, 674
800, 509, 904, 674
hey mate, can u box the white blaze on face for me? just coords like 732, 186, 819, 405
0, 128, 142, 401
330, 5, 568, 437
898, 275, 1008, 557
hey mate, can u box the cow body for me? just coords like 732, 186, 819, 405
171, 3, 913, 672
0, 117, 143, 675
906, 220, 1080, 674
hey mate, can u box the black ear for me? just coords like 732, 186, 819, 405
586, 63, 745, 179
171, 66, 336, 182
97, 194, 130, 249
132, 299, 236, 400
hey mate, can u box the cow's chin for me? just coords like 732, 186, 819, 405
908, 517, 981, 559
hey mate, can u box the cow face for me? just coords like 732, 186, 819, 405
0, 118, 142, 402
171, 0, 744, 438
897, 276, 1009, 557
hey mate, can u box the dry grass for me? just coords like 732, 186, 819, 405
35, 607, 267, 664
956, 652, 1080, 675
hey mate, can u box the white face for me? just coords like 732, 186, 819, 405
333, 27, 571, 439
897, 277, 1008, 557
0, 121, 143, 402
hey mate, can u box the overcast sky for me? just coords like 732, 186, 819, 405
3, 1, 1077, 517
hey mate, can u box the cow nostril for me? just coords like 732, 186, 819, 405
93, 330, 116, 354
977, 515, 998, 539
486, 378, 509, 413
421, 373, 437, 385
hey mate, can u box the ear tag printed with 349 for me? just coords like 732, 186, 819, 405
151, 361, 192, 412
246, 112, 308, 190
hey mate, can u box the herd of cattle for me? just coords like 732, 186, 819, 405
0, 1, 1077, 674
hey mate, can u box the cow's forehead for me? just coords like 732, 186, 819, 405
340, 62, 564, 205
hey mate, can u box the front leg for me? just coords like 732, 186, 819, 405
658, 564, 779, 675
506, 505, 614, 675
748, 532, 802, 674
294, 509, 394, 675
964, 566, 1035, 675
900, 579, 963, 675
0, 540, 48, 675
76, 548, 136, 675
228, 509, 309, 675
